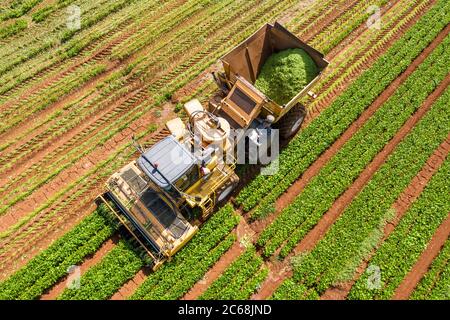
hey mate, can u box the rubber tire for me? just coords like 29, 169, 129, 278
276, 104, 306, 139
216, 174, 239, 204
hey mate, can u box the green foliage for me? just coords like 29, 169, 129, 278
276, 86, 450, 297
0, 205, 117, 300
349, 157, 450, 300
255, 48, 318, 105
236, 0, 450, 214
271, 279, 318, 300
31, 6, 54, 23
411, 239, 450, 300
81, 64, 107, 82
131, 204, 240, 300
0, 19, 27, 39
60, 0, 132, 43
199, 246, 267, 300
1, 0, 42, 21
58, 240, 144, 300
257, 35, 450, 258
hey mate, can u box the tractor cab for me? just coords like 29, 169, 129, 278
99, 22, 328, 270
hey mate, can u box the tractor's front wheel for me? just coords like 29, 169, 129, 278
276, 104, 306, 139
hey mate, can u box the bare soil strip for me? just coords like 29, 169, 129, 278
40, 234, 120, 300
0, 0, 434, 298
298, 74, 450, 254
303, 0, 435, 126
110, 268, 153, 300
182, 238, 246, 299
181, 218, 255, 300
250, 11, 446, 239
0, 111, 172, 277
250, 25, 450, 300
103, 0, 364, 300
112, 218, 254, 300
321, 134, 450, 300
149, 0, 382, 301
0, 0, 287, 276
325, 0, 399, 60
392, 214, 450, 300
302, 0, 361, 42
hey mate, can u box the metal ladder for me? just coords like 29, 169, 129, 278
201, 197, 214, 217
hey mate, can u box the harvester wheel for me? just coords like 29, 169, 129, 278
276, 103, 306, 139
216, 174, 239, 204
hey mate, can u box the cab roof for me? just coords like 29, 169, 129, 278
137, 136, 196, 190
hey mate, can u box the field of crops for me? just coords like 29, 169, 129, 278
0, 0, 448, 301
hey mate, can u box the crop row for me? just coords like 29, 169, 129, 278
3, 0, 296, 286
0, 0, 42, 22
2, 6, 269, 240
122, 0, 283, 86
257, 33, 450, 258
349, 153, 450, 299
58, 240, 144, 300
0, 205, 117, 300
310, 0, 389, 53
235, 0, 450, 215
286, 0, 338, 35
271, 279, 319, 300
301, 0, 429, 109
0, 0, 153, 102
199, 246, 268, 300
61, 0, 134, 43
0, 61, 106, 139
0, 2, 133, 111
111, 0, 213, 60
131, 204, 240, 300
298, 0, 426, 113
279, 85, 450, 297
0, 0, 274, 174
120, 0, 250, 81
410, 239, 450, 300
0, 0, 113, 77
0, 0, 289, 237
0, 19, 27, 40
0, 122, 155, 249
297, 0, 349, 39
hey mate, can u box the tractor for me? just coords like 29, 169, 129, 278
98, 22, 328, 269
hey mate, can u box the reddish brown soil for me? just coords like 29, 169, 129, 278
322, 134, 450, 300
393, 214, 450, 300
325, 0, 401, 61
182, 240, 245, 300
0, 22, 134, 117
255, 13, 443, 233
297, 74, 450, 254
247, 0, 419, 236
251, 259, 292, 300
276, 0, 318, 26
0, 59, 120, 160
0, 0, 436, 302
302, 0, 361, 42
0, 111, 172, 277
107, 0, 353, 300
0, 106, 170, 234
40, 234, 120, 300
249, 24, 449, 299
0, 0, 264, 264
111, 268, 153, 300
303, 0, 436, 126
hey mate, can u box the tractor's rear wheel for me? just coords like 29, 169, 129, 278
216, 174, 239, 204
276, 103, 306, 139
